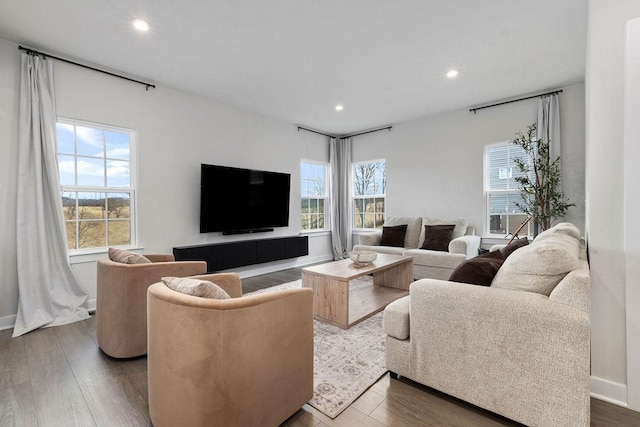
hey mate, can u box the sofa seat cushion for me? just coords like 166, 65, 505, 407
383, 296, 410, 340
383, 217, 423, 248
352, 244, 406, 256
491, 224, 580, 296
404, 248, 466, 269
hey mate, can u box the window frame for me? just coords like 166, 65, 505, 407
56, 117, 138, 253
300, 159, 330, 232
484, 141, 533, 238
351, 158, 386, 230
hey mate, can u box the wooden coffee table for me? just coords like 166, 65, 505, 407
301, 254, 413, 329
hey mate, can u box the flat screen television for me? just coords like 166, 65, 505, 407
200, 164, 291, 234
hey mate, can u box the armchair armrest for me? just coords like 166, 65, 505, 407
358, 230, 382, 246
408, 279, 590, 426
448, 235, 481, 258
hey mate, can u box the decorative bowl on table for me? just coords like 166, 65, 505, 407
349, 251, 377, 268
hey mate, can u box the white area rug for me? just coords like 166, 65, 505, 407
248, 277, 388, 418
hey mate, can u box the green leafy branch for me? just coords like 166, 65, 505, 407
511, 123, 575, 231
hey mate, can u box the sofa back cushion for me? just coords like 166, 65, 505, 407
383, 217, 422, 248
548, 242, 590, 313
534, 222, 581, 242
419, 217, 468, 247
491, 223, 580, 296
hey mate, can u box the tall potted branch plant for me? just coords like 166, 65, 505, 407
511, 123, 574, 232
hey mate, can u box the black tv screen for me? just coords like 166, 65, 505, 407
200, 164, 291, 234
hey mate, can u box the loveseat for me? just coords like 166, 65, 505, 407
353, 216, 481, 280
383, 223, 590, 426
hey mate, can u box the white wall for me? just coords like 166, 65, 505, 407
0, 38, 332, 326
351, 83, 586, 237
625, 17, 640, 412
586, 0, 640, 407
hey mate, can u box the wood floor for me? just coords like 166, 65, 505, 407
1, 267, 639, 426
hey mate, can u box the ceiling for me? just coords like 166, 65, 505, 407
0, 0, 587, 135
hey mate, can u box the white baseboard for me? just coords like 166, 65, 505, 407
591, 376, 628, 407
0, 314, 17, 331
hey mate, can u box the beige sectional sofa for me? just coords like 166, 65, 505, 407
353, 216, 481, 280
383, 223, 590, 426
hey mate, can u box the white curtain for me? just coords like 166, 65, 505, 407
537, 93, 561, 187
329, 137, 352, 259
14, 53, 89, 337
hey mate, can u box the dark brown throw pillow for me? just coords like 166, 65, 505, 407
500, 237, 529, 259
449, 254, 505, 286
478, 249, 504, 260
420, 224, 455, 251
380, 224, 408, 247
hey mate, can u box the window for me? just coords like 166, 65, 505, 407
300, 161, 329, 231
485, 142, 534, 237
352, 160, 386, 229
56, 119, 136, 250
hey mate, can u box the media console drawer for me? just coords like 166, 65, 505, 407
173, 236, 308, 272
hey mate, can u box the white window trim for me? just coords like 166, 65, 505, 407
57, 117, 139, 252
300, 159, 330, 232
351, 158, 386, 231
483, 141, 532, 238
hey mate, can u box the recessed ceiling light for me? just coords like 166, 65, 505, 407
132, 19, 150, 32
446, 69, 459, 79
335, 104, 344, 111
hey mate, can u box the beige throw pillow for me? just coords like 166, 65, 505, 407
108, 247, 152, 264
491, 229, 579, 296
534, 222, 581, 242
162, 277, 231, 299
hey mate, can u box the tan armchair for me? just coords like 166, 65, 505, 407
96, 254, 206, 358
147, 273, 314, 427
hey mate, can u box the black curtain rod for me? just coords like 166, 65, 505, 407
18, 46, 156, 91
297, 125, 393, 139
344, 126, 392, 138
297, 126, 335, 138
469, 89, 563, 114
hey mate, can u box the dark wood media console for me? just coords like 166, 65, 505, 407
173, 235, 308, 272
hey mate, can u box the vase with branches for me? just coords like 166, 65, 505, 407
511, 123, 574, 232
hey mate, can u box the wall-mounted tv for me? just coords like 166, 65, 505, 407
200, 164, 291, 235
